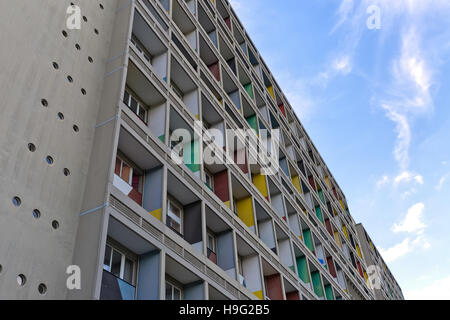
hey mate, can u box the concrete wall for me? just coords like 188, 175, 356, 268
0, 0, 119, 299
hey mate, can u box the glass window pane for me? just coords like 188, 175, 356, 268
174, 288, 181, 300
103, 245, 112, 271
165, 283, 173, 300
115, 158, 121, 176
121, 163, 131, 183
111, 250, 122, 277
138, 107, 146, 122
123, 258, 134, 284
123, 91, 130, 106
130, 97, 138, 113
170, 219, 181, 233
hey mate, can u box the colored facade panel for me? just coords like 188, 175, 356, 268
318, 189, 325, 204
315, 205, 324, 223
324, 218, 333, 236
296, 257, 310, 284
264, 274, 283, 300
326, 256, 337, 278
311, 271, 324, 298
252, 174, 268, 199
214, 170, 230, 203
244, 83, 254, 100
246, 115, 259, 136
291, 175, 302, 194
184, 140, 200, 173
325, 284, 334, 300
208, 62, 220, 82
303, 228, 315, 253
237, 197, 255, 229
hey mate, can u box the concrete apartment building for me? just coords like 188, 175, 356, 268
355, 224, 404, 300
0, 0, 402, 300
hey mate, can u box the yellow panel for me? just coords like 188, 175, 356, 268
237, 197, 255, 228
150, 208, 162, 221
325, 176, 331, 188
224, 201, 231, 209
292, 176, 302, 194
333, 209, 338, 217
267, 86, 274, 99
370, 241, 374, 251
342, 225, 349, 240
334, 231, 342, 247
364, 271, 368, 283
356, 245, 362, 259
340, 200, 345, 211
253, 174, 268, 198
253, 290, 263, 300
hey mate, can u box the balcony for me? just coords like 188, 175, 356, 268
254, 201, 276, 254
205, 206, 236, 279
262, 259, 284, 300
236, 235, 264, 300
131, 11, 168, 82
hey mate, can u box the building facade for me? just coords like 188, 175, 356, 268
0, 0, 401, 300
355, 224, 404, 300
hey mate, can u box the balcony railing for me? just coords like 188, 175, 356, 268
100, 270, 136, 300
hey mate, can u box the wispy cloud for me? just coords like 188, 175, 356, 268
435, 173, 450, 191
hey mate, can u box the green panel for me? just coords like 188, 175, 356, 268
296, 257, 310, 284
184, 140, 200, 173
315, 206, 324, 223
325, 284, 334, 300
246, 115, 259, 135
318, 190, 325, 204
303, 229, 315, 253
244, 83, 254, 100
311, 271, 324, 298
158, 135, 165, 143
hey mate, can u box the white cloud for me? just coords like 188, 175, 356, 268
378, 238, 413, 263
378, 234, 430, 263
394, 171, 424, 185
333, 55, 353, 75
435, 173, 450, 191
331, 0, 354, 34
406, 275, 450, 300
393, 203, 426, 234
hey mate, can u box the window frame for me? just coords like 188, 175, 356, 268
167, 198, 184, 235
166, 281, 183, 300
123, 89, 148, 123
103, 243, 136, 286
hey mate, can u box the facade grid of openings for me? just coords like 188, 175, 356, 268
0, 0, 403, 300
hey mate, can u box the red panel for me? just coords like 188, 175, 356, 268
357, 262, 364, 278
327, 256, 337, 278
214, 170, 230, 202
332, 187, 338, 199
286, 291, 300, 300
224, 17, 231, 30
279, 104, 286, 118
324, 219, 333, 236
207, 250, 218, 264
264, 274, 284, 300
129, 189, 143, 206
308, 175, 316, 190
208, 62, 220, 82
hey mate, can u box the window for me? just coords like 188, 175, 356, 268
166, 281, 182, 300
207, 232, 216, 254
115, 157, 133, 185
123, 89, 148, 123
204, 170, 214, 191
167, 199, 183, 235
103, 244, 135, 285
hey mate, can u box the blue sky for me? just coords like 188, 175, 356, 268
230, 0, 450, 299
